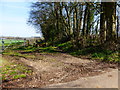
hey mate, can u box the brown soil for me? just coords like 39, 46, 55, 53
1, 52, 118, 88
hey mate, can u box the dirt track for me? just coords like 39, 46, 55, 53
46, 69, 118, 88
2, 52, 118, 88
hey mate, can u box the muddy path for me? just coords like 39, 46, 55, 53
2, 52, 118, 88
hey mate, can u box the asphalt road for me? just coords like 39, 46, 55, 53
46, 69, 118, 88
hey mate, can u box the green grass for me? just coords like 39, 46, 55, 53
14, 45, 59, 53
0, 39, 24, 47
3, 51, 35, 59
0, 58, 32, 82
57, 41, 73, 52
56, 42, 120, 63
91, 51, 119, 62
13, 45, 37, 51
13, 74, 26, 79
10, 40, 120, 63
69, 46, 120, 63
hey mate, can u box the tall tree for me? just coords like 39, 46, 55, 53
100, 2, 106, 44
105, 2, 117, 42
28, 2, 118, 49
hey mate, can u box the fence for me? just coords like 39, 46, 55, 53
0, 38, 25, 53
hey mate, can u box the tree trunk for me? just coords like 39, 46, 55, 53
100, 2, 106, 44
105, 2, 117, 41
82, 4, 88, 36
117, 16, 119, 39
101, 2, 117, 50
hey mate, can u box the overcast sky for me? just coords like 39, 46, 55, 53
0, 0, 41, 37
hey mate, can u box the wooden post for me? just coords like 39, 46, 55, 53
2, 38, 4, 51
24, 38, 26, 47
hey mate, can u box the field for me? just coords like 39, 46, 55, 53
0, 39, 24, 48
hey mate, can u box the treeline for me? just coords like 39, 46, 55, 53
28, 1, 120, 50
0, 36, 25, 40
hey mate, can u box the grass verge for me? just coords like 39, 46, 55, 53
0, 57, 32, 82
10, 41, 120, 63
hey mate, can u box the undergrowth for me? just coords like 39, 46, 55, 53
8, 41, 120, 63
